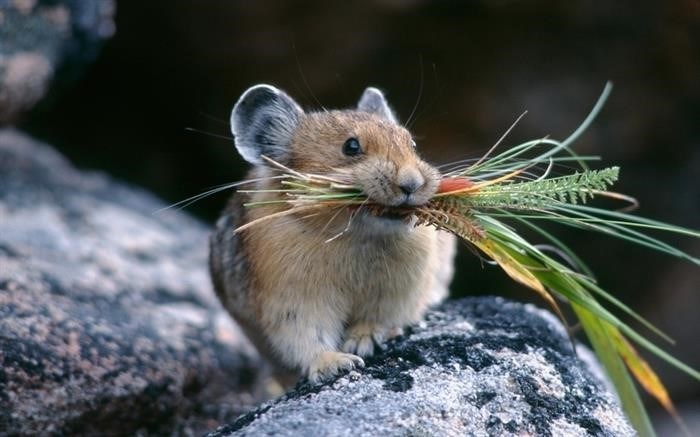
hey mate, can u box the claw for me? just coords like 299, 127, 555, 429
344, 323, 402, 357
308, 351, 364, 384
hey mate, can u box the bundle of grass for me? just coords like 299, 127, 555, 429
227, 83, 699, 435
166, 83, 697, 435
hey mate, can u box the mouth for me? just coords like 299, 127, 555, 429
362, 204, 416, 221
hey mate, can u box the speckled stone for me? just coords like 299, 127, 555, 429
0, 128, 636, 436
208, 297, 635, 437
0, 0, 115, 122
0, 129, 261, 435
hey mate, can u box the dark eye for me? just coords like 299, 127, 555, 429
342, 137, 362, 156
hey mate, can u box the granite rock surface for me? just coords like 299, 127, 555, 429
0, 129, 260, 435
209, 297, 635, 437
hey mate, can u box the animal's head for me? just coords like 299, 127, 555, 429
231, 84, 440, 210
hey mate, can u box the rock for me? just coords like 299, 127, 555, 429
0, 129, 262, 435
208, 297, 635, 437
0, 0, 115, 123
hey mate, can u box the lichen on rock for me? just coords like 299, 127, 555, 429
209, 297, 635, 437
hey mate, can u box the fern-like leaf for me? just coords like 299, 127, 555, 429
467, 167, 620, 210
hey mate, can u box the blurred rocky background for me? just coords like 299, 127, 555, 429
2, 0, 699, 432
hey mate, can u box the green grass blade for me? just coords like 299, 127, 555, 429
478, 216, 697, 379
574, 305, 655, 437
482, 212, 676, 343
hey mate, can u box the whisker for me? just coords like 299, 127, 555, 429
320, 202, 352, 234
407, 62, 443, 131
184, 127, 233, 141
324, 228, 346, 243
405, 55, 425, 129
438, 157, 481, 170
293, 44, 327, 112
266, 212, 320, 233
324, 198, 370, 243
234, 204, 328, 234
155, 175, 287, 213
197, 111, 229, 125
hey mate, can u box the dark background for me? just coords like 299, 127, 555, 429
20, 0, 699, 418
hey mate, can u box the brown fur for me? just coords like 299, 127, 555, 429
210, 100, 456, 385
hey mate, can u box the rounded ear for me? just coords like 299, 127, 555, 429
357, 87, 398, 123
231, 84, 303, 165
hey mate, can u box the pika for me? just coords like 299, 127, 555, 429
210, 84, 456, 384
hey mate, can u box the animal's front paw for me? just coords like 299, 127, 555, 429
308, 351, 364, 384
342, 323, 403, 357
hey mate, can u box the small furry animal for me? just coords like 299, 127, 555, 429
210, 84, 456, 384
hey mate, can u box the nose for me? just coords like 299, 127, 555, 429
399, 181, 420, 195
397, 167, 425, 195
